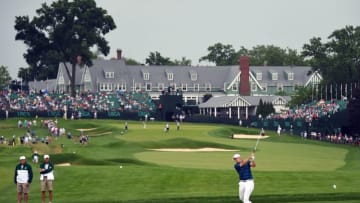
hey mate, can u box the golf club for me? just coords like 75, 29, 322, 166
253, 132, 262, 152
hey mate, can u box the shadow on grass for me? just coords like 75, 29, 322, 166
65, 192, 360, 203
138, 137, 238, 150
52, 153, 152, 166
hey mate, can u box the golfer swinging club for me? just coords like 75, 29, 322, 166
233, 152, 256, 203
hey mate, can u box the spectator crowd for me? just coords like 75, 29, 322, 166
0, 90, 156, 116
274, 99, 347, 121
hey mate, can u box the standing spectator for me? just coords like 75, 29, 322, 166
165, 123, 170, 133
124, 121, 128, 131
260, 128, 266, 136
18, 120, 23, 128
277, 125, 282, 136
176, 121, 180, 131
40, 154, 55, 203
32, 151, 39, 164
14, 156, 33, 203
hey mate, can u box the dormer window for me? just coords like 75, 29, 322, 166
190, 70, 197, 81
288, 72, 294, 80
142, 69, 150, 80
272, 72, 278, 81
105, 72, 114, 79
256, 72, 262, 81
167, 73, 174, 81
143, 72, 150, 80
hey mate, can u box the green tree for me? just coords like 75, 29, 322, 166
200, 43, 306, 66
17, 67, 32, 82
14, 0, 116, 96
302, 25, 360, 85
248, 45, 287, 66
173, 57, 192, 66
347, 87, 360, 134
288, 86, 313, 108
256, 99, 264, 116
200, 43, 238, 65
0, 66, 12, 89
124, 58, 142, 65
18, 65, 58, 82
146, 51, 175, 65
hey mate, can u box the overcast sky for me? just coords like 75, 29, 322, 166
1, 0, 359, 78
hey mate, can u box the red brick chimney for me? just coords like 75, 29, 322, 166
239, 56, 250, 96
116, 49, 122, 60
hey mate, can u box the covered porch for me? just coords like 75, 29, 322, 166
198, 96, 255, 119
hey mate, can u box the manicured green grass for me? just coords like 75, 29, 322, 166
0, 118, 359, 203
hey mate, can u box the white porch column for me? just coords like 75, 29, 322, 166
209, 108, 212, 116
237, 107, 240, 119
245, 106, 248, 119
214, 107, 217, 117
229, 107, 232, 119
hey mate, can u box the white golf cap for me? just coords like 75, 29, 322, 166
44, 154, 50, 159
19, 156, 26, 160
233, 154, 241, 159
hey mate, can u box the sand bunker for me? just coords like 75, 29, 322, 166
76, 128, 97, 132
232, 134, 269, 139
150, 148, 238, 152
56, 163, 71, 166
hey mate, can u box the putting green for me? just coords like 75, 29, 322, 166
135, 142, 348, 171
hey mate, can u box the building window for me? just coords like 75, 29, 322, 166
135, 83, 141, 91
108, 83, 112, 91
251, 83, 257, 91
120, 83, 126, 91
288, 72, 294, 80
146, 83, 152, 91
158, 83, 164, 91
277, 83, 283, 91
143, 73, 150, 81
167, 73, 174, 81
262, 83, 267, 91
205, 83, 211, 91
182, 83, 188, 91
272, 72, 278, 80
194, 84, 200, 92
232, 84, 238, 91
170, 83, 176, 90
256, 72, 262, 81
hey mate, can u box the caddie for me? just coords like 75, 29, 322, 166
40, 154, 55, 203
14, 155, 33, 203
